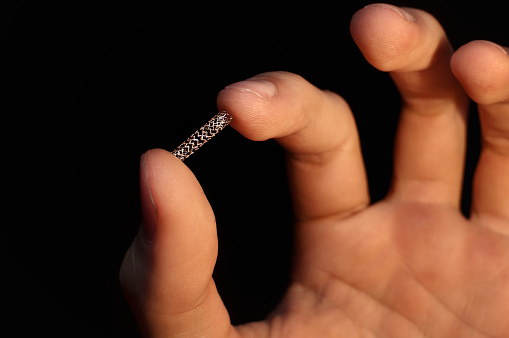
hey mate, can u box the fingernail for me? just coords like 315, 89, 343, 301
478, 40, 508, 55
140, 153, 158, 241
364, 4, 416, 22
224, 79, 277, 99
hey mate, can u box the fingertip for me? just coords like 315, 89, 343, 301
350, 4, 421, 71
142, 148, 218, 293
217, 71, 312, 142
217, 85, 277, 141
143, 147, 208, 204
144, 147, 182, 166
142, 148, 216, 244
142, 148, 189, 209
451, 40, 509, 105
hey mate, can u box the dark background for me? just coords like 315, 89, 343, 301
2, 1, 507, 337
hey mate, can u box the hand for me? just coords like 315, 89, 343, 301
119, 4, 509, 337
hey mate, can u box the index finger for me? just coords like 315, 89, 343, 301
217, 71, 369, 222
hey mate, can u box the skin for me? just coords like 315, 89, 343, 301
119, 4, 509, 337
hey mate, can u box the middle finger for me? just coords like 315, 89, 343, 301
351, 4, 470, 207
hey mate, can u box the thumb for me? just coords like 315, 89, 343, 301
119, 148, 232, 337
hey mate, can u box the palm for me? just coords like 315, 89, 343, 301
259, 201, 509, 337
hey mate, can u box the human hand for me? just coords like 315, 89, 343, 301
120, 4, 509, 337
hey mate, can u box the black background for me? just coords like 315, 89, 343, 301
2, 1, 507, 337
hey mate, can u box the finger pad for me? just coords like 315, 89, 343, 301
451, 41, 509, 105
350, 6, 418, 71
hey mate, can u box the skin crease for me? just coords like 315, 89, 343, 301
119, 4, 509, 338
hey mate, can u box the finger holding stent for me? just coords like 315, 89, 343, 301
217, 71, 370, 222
